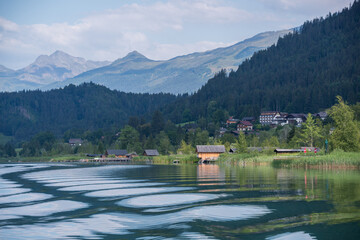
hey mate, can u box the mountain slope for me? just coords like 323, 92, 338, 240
47, 30, 291, 94
0, 51, 110, 92
162, 1, 360, 123
0, 83, 177, 140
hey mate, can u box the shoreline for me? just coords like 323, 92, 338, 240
1, 151, 360, 169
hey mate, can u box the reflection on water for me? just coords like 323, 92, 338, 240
0, 192, 52, 204
0, 200, 88, 220
118, 193, 222, 208
85, 186, 193, 198
197, 164, 225, 185
0, 163, 359, 239
266, 231, 316, 240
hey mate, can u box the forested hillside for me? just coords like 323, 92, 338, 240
0, 83, 178, 140
1, 1, 360, 143
163, 1, 360, 123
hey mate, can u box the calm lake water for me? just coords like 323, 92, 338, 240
0, 163, 359, 239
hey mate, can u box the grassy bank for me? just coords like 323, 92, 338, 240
1, 150, 359, 169
272, 150, 360, 169
218, 152, 274, 166
216, 150, 360, 169
151, 154, 199, 164
0, 154, 86, 163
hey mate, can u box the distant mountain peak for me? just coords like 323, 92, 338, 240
51, 50, 72, 58
124, 51, 148, 60
112, 50, 151, 66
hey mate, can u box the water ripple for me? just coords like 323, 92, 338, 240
0, 204, 271, 239
117, 193, 223, 208
0, 200, 89, 220
85, 187, 194, 198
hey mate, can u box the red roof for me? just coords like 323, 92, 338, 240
238, 121, 253, 126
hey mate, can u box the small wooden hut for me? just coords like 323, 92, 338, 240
196, 145, 225, 161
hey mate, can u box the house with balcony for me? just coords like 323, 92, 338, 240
237, 121, 253, 131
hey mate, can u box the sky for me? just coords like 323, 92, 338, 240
0, 0, 353, 69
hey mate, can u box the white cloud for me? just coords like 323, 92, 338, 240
0, 0, 353, 69
0, 0, 250, 69
0, 17, 19, 32
257, 0, 352, 15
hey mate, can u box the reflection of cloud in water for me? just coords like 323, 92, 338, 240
58, 182, 165, 192
118, 193, 222, 208
0, 204, 271, 239
0, 188, 30, 197
0, 178, 21, 189
44, 179, 145, 187
85, 187, 194, 198
0, 192, 52, 204
266, 231, 317, 240
177, 232, 218, 239
0, 200, 88, 220
22, 165, 148, 182
0, 164, 50, 176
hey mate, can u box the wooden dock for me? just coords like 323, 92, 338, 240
80, 157, 131, 163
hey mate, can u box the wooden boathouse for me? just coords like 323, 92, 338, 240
196, 145, 226, 163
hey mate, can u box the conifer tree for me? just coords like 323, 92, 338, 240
329, 96, 360, 151
236, 132, 247, 153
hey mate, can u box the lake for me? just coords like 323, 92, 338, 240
0, 163, 359, 239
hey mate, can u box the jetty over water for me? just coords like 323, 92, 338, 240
80, 157, 130, 163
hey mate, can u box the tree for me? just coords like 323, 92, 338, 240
177, 140, 194, 154
236, 132, 247, 153
329, 96, 360, 151
195, 129, 209, 145
97, 141, 105, 154
300, 113, 322, 147
4, 142, 16, 157
157, 131, 172, 155
117, 125, 140, 151
151, 110, 165, 134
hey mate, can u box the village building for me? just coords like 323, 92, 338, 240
105, 149, 128, 158
226, 117, 240, 126
126, 152, 138, 159
68, 138, 83, 146
314, 112, 328, 120
229, 148, 237, 153
143, 149, 159, 156
218, 127, 227, 137
237, 121, 253, 131
196, 145, 226, 161
242, 117, 255, 122
286, 113, 307, 125
272, 112, 288, 126
259, 111, 279, 125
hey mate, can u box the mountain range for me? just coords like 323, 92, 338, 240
0, 51, 110, 92
0, 29, 291, 94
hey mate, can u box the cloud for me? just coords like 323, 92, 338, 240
0, 0, 352, 69
257, 0, 352, 15
0, 0, 250, 69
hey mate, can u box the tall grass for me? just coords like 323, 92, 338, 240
272, 150, 360, 168
218, 152, 274, 166
152, 154, 199, 164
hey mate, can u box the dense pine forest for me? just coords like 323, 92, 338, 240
0, 83, 178, 140
0, 1, 360, 157
163, 0, 360, 123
